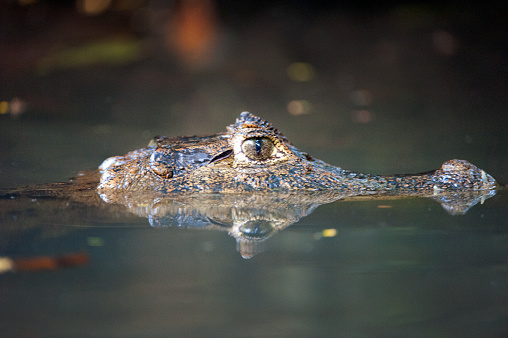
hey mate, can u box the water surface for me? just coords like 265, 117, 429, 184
1, 2, 508, 336
1, 159, 507, 336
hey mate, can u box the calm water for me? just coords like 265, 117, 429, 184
2, 2, 508, 336
1, 192, 508, 337
1, 119, 507, 337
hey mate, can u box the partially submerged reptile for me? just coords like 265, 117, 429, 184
0, 112, 501, 258
98, 112, 498, 200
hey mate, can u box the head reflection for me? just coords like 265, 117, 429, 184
233, 220, 278, 259
100, 188, 496, 258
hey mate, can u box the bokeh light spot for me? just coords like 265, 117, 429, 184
287, 62, 315, 82
287, 100, 312, 115
322, 228, 337, 237
76, 0, 112, 15
87, 237, 104, 247
0, 101, 8, 115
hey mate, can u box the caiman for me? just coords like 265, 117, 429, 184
0, 112, 501, 258
98, 112, 499, 202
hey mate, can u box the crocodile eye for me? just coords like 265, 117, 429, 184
242, 137, 274, 161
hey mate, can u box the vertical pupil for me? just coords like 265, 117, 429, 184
242, 137, 274, 161
255, 138, 263, 154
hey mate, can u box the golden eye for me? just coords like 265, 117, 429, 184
241, 137, 274, 161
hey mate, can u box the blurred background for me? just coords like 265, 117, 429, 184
1, 0, 507, 186
1, 3, 508, 336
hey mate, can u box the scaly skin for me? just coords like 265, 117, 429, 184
97, 112, 498, 197
0, 113, 500, 258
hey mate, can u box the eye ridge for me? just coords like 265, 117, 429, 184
242, 137, 275, 161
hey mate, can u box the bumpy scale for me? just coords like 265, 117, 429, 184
98, 112, 498, 196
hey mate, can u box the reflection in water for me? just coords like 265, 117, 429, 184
0, 252, 89, 273
98, 174, 498, 258
105, 191, 336, 258
0, 171, 500, 258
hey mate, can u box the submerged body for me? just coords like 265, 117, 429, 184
98, 112, 498, 197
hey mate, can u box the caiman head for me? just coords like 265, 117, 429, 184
98, 111, 498, 212
98, 112, 347, 196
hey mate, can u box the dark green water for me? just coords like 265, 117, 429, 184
1, 2, 508, 336
1, 118, 507, 336
1, 179, 507, 337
